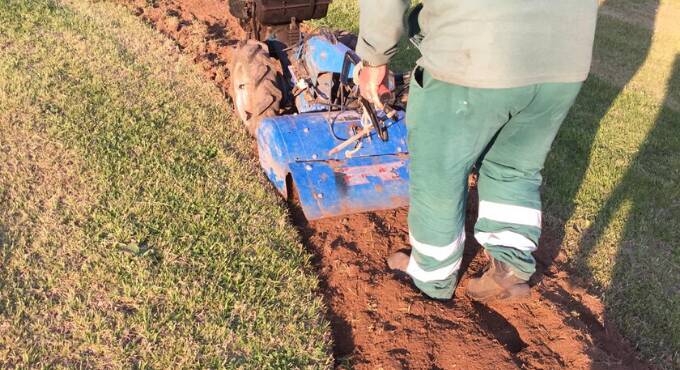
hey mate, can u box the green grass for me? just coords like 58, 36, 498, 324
0, 0, 331, 367
316, 0, 680, 367
2, 0, 678, 368
545, 74, 680, 368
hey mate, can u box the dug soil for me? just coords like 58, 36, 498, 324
117, 1, 653, 368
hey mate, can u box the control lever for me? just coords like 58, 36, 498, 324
359, 96, 389, 141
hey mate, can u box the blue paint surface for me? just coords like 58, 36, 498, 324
256, 33, 408, 220
303, 35, 356, 82
257, 111, 410, 220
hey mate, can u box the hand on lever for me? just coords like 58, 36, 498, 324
358, 63, 390, 108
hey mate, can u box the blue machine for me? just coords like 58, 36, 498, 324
255, 33, 410, 220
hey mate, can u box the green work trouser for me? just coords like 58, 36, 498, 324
405, 68, 582, 299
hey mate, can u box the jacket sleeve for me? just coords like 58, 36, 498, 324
356, 0, 410, 66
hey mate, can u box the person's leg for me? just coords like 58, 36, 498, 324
399, 68, 534, 299
472, 82, 583, 289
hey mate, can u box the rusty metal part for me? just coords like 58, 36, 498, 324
228, 0, 331, 44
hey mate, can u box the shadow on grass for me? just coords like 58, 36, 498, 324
536, 0, 660, 280
576, 60, 680, 279
538, 1, 680, 366
578, 56, 679, 367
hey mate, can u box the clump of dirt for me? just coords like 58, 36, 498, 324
117, 1, 654, 368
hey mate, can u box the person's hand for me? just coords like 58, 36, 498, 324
358, 63, 390, 108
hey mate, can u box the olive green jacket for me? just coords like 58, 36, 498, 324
357, 0, 598, 88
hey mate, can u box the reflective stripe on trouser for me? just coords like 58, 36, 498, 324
406, 67, 582, 299
407, 229, 465, 299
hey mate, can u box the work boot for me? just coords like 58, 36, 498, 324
387, 251, 409, 272
389, 252, 458, 302
466, 258, 530, 302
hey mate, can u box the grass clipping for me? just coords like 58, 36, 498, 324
0, 0, 331, 367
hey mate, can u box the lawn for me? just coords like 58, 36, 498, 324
0, 0, 331, 367
1, 0, 678, 368
315, 0, 680, 367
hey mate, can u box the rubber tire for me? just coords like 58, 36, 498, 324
229, 40, 282, 136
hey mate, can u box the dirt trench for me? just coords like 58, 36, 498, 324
117, 1, 653, 368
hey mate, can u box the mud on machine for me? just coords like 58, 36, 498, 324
227, 0, 410, 220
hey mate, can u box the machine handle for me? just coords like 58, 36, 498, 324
340, 50, 361, 85
359, 97, 389, 141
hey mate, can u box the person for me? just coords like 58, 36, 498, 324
357, 0, 598, 301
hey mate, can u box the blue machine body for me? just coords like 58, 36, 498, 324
257, 33, 409, 220
257, 111, 409, 220
301, 35, 356, 83
293, 35, 357, 114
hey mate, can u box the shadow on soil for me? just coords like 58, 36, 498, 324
576, 55, 679, 367
286, 197, 357, 362
472, 302, 527, 354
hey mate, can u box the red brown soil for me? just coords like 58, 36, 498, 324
117, 1, 654, 368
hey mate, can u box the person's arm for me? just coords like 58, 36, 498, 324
356, 0, 410, 66
356, 0, 410, 105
